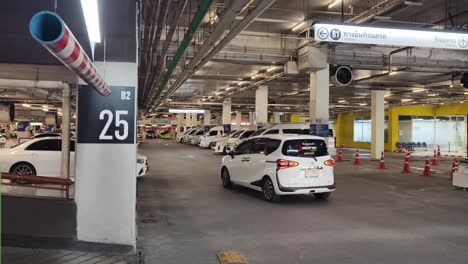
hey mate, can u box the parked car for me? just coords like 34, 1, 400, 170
0, 137, 148, 180
177, 128, 193, 143
225, 129, 256, 150
182, 127, 200, 143
158, 130, 172, 140
145, 130, 157, 139
18, 132, 61, 144
0, 134, 6, 147
198, 126, 224, 148
190, 128, 206, 145
213, 129, 254, 154
210, 130, 237, 150
221, 134, 335, 202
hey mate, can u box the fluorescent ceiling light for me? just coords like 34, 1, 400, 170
384, 94, 392, 97
449, 84, 454, 88
22, 103, 31, 108
338, 100, 346, 103
359, 103, 368, 106
389, 71, 398, 75
374, 16, 392, 20
412, 88, 425, 93
169, 109, 205, 114
42, 109, 48, 112
292, 22, 305, 31
401, 98, 414, 102
80, 0, 101, 43
404, 1, 423, 6
328, 0, 342, 9
267, 66, 277, 72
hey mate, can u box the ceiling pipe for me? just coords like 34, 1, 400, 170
142, 0, 189, 105
156, 0, 277, 107
147, 0, 252, 107
29, 11, 111, 96
388, 47, 413, 73
143, 0, 214, 109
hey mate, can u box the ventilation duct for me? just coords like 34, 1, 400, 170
331, 66, 353, 86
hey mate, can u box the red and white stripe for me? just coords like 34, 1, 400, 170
43, 24, 111, 96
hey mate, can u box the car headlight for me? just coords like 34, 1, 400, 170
137, 158, 145, 164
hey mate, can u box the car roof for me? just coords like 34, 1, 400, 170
250, 134, 325, 141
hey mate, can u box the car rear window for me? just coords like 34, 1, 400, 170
282, 139, 328, 157
240, 130, 255, 139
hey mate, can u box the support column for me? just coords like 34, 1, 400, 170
176, 114, 184, 133
203, 110, 211, 131
309, 65, 330, 138
273, 112, 281, 123
235, 111, 242, 127
61, 83, 71, 181
185, 113, 191, 127
255, 85, 268, 126
191, 113, 198, 127
371, 90, 385, 159
249, 112, 254, 127
222, 98, 232, 132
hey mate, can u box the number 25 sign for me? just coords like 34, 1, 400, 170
78, 86, 135, 144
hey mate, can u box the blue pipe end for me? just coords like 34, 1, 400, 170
29, 11, 65, 45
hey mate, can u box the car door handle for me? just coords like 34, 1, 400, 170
241, 157, 250, 162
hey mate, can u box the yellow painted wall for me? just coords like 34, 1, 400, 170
335, 102, 468, 152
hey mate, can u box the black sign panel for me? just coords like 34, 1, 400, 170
78, 85, 135, 144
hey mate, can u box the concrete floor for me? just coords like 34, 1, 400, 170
137, 140, 468, 264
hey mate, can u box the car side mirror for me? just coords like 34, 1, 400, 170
228, 151, 235, 158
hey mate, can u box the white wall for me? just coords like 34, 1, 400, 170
76, 62, 137, 247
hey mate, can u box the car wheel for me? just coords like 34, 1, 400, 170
314, 192, 331, 201
262, 177, 280, 202
221, 167, 232, 188
10, 162, 36, 184
209, 142, 215, 149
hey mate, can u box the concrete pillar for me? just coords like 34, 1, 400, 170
309, 65, 330, 138
191, 113, 197, 127
249, 112, 255, 127
371, 90, 385, 159
255, 85, 268, 126
185, 113, 191, 127
235, 111, 242, 127
222, 99, 232, 124
222, 99, 232, 132
176, 114, 184, 133
204, 110, 211, 126
273, 112, 281, 123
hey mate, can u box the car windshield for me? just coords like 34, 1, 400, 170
230, 130, 244, 138
282, 139, 328, 157
250, 129, 266, 137
283, 129, 310, 135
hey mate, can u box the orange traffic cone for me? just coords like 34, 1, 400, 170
378, 151, 386, 169
437, 145, 441, 157
354, 148, 360, 165
432, 150, 438, 166
337, 148, 344, 162
422, 156, 431, 176
403, 155, 411, 173
451, 159, 457, 180
406, 151, 412, 163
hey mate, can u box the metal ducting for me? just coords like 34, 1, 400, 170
29, 11, 111, 96
331, 66, 353, 86
0, 103, 15, 123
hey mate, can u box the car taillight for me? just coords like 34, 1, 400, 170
277, 159, 299, 170
324, 158, 335, 167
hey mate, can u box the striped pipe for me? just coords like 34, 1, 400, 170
29, 11, 111, 96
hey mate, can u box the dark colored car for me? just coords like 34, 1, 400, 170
146, 130, 157, 139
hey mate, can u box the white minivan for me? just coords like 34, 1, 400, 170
221, 134, 335, 202
198, 126, 224, 148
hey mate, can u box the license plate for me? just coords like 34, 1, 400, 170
305, 169, 319, 178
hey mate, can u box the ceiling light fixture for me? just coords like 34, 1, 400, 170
384, 94, 393, 97
401, 98, 414, 102
412, 88, 425, 93
169, 109, 205, 114
328, 0, 342, 9
267, 66, 277, 72
449, 84, 454, 88
22, 103, 31, 108
389, 71, 398, 76
404, 1, 423, 6
338, 100, 346, 103
292, 22, 305, 31
80, 0, 101, 43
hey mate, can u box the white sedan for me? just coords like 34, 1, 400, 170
221, 134, 335, 202
0, 136, 148, 179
